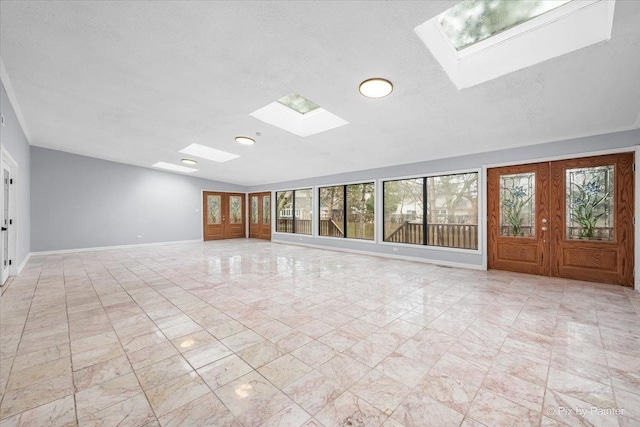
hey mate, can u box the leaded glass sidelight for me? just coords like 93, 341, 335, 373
229, 196, 242, 224
251, 196, 259, 224
566, 165, 614, 241
207, 195, 221, 225
263, 196, 270, 224
500, 173, 535, 237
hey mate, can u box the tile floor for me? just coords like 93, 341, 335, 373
0, 239, 639, 427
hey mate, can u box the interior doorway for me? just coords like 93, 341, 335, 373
488, 152, 634, 287
249, 192, 271, 240
202, 192, 245, 241
0, 147, 17, 287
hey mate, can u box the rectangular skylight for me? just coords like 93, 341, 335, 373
179, 143, 240, 163
415, 0, 612, 89
438, 0, 572, 51
277, 93, 321, 115
250, 101, 348, 137
152, 162, 198, 173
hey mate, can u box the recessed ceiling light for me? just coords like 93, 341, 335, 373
359, 78, 393, 98
152, 162, 198, 173
179, 143, 240, 163
181, 158, 198, 165
235, 136, 255, 145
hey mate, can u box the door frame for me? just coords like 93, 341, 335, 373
201, 190, 246, 241
482, 145, 640, 291
0, 146, 18, 285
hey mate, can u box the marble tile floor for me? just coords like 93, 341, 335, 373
0, 239, 639, 427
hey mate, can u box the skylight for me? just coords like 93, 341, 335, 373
277, 93, 321, 115
250, 95, 348, 137
439, 0, 572, 51
415, 0, 614, 89
152, 162, 198, 173
179, 143, 239, 163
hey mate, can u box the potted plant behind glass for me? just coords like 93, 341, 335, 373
570, 180, 609, 239
502, 186, 532, 237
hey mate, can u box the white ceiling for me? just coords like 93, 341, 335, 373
1, 1, 639, 186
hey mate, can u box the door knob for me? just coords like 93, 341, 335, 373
541, 226, 548, 231
541, 218, 548, 223
1, 227, 6, 231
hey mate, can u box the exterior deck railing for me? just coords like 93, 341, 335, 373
385, 222, 478, 250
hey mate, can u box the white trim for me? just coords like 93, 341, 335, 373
1, 146, 18, 283
379, 167, 481, 183
16, 252, 30, 275
315, 235, 377, 245
377, 240, 480, 255
271, 238, 484, 271
484, 146, 637, 169
31, 239, 202, 256
481, 164, 489, 271
0, 59, 32, 144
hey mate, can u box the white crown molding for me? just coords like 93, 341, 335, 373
0, 58, 32, 144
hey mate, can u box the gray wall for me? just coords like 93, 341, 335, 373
248, 129, 639, 267
0, 81, 31, 266
31, 147, 247, 251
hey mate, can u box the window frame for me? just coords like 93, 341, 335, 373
274, 188, 313, 235
378, 168, 482, 254
317, 181, 376, 242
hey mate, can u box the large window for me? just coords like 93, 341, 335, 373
276, 189, 312, 234
383, 172, 478, 249
319, 183, 374, 240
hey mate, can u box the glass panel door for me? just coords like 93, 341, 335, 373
207, 195, 221, 225
251, 196, 259, 224
263, 196, 270, 225
229, 196, 242, 224
499, 172, 535, 238
565, 165, 614, 241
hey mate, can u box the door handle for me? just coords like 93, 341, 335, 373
1, 227, 6, 231
541, 226, 548, 231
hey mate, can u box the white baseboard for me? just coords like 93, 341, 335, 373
30, 239, 202, 256
271, 238, 485, 271
15, 252, 31, 275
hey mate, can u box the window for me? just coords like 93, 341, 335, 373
275, 189, 312, 234
319, 183, 374, 240
415, 0, 614, 89
383, 178, 424, 244
438, 0, 571, 51
383, 172, 478, 249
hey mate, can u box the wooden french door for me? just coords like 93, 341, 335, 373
203, 192, 245, 241
488, 152, 634, 287
249, 192, 271, 240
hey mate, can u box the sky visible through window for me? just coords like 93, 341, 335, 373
277, 93, 321, 115
438, 0, 572, 50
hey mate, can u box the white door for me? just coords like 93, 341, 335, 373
1, 161, 10, 285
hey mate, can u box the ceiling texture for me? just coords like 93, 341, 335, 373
1, 1, 639, 186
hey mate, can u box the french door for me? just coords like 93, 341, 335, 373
488, 152, 634, 287
203, 192, 245, 241
249, 192, 271, 240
